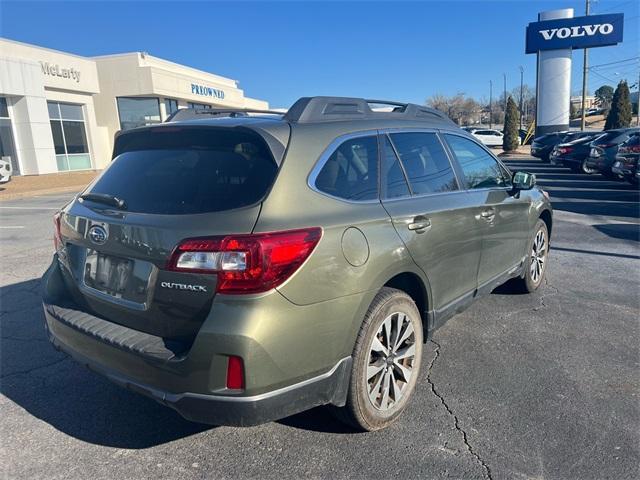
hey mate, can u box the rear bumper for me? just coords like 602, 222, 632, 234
42, 258, 359, 426
584, 155, 614, 172
45, 319, 350, 426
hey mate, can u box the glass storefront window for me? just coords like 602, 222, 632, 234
187, 102, 212, 110
0, 97, 20, 175
117, 97, 161, 130
0, 97, 9, 117
164, 98, 179, 118
47, 101, 92, 171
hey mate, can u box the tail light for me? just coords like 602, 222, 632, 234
619, 145, 640, 154
558, 146, 573, 154
226, 356, 244, 389
166, 227, 322, 294
53, 213, 62, 251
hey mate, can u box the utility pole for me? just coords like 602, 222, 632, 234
489, 80, 493, 129
519, 66, 524, 129
637, 70, 640, 126
580, 0, 591, 131
503, 73, 507, 115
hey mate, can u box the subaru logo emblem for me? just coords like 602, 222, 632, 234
88, 225, 108, 245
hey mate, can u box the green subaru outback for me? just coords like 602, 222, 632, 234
42, 97, 552, 431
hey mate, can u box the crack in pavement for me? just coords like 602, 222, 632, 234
426, 339, 493, 480
0, 356, 69, 381
534, 277, 559, 312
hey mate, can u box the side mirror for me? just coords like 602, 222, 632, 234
512, 171, 536, 191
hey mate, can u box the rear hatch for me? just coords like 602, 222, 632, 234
55, 124, 285, 342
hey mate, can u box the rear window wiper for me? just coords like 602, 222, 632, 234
79, 192, 127, 210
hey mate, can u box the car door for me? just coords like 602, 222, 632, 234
473, 130, 490, 146
379, 130, 483, 316
442, 133, 530, 291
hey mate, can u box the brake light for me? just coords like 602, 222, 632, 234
226, 356, 244, 389
620, 145, 640, 154
167, 227, 322, 294
53, 213, 62, 251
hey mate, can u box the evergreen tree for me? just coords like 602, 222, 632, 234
503, 96, 519, 151
595, 85, 614, 112
605, 81, 632, 130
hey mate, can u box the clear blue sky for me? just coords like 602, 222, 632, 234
1, 0, 638, 108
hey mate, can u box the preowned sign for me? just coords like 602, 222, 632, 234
526, 13, 624, 54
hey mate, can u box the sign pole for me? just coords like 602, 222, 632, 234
580, 0, 591, 131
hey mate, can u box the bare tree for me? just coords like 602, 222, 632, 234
426, 93, 482, 125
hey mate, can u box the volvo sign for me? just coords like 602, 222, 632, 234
527, 9, 625, 137
526, 13, 624, 53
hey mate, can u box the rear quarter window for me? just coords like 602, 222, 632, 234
88, 126, 278, 214
314, 136, 378, 201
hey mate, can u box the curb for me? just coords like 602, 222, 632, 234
0, 185, 83, 202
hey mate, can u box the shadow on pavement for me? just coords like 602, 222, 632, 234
277, 406, 358, 434
0, 278, 212, 448
592, 223, 640, 242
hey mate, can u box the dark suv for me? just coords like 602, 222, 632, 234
43, 97, 553, 431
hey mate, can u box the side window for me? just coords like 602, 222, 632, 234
314, 136, 378, 201
381, 136, 411, 199
444, 134, 509, 190
389, 132, 458, 195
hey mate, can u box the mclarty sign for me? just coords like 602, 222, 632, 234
40, 62, 81, 83
526, 13, 623, 54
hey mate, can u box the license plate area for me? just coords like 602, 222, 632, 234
83, 250, 153, 306
84, 250, 133, 297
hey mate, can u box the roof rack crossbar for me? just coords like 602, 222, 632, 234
165, 107, 283, 122
283, 96, 454, 125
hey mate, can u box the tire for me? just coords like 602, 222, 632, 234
581, 160, 597, 174
332, 287, 423, 431
512, 219, 549, 293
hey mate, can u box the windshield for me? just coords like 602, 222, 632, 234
86, 126, 278, 214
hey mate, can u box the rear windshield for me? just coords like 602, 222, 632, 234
87, 126, 278, 214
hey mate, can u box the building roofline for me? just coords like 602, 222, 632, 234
92, 51, 238, 86
0, 37, 96, 62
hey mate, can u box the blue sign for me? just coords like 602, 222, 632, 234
526, 13, 624, 54
191, 83, 225, 100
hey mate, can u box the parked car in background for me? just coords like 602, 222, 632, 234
611, 133, 640, 185
585, 128, 640, 178
531, 131, 599, 162
0, 157, 12, 184
549, 134, 600, 173
41, 96, 552, 431
471, 129, 506, 147
519, 129, 533, 145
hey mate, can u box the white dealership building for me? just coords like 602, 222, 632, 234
0, 38, 269, 176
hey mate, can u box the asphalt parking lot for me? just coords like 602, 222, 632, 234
1, 157, 639, 480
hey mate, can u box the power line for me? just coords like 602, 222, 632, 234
589, 57, 640, 69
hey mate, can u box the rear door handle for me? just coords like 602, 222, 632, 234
408, 217, 431, 233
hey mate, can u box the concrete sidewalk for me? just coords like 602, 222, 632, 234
497, 144, 532, 159
0, 171, 99, 201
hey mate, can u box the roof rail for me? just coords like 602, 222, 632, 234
283, 96, 455, 125
165, 107, 284, 122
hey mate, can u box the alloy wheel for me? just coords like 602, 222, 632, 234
581, 160, 597, 174
530, 228, 547, 284
366, 312, 416, 411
